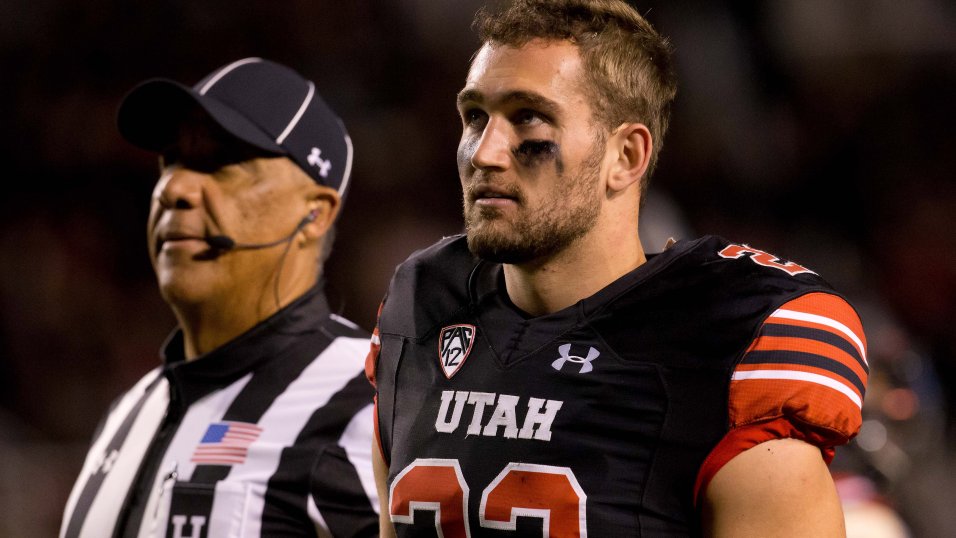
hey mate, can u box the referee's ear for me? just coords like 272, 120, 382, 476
299, 184, 340, 247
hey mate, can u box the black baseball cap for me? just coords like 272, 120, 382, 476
117, 57, 352, 197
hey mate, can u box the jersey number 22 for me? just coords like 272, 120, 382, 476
390, 458, 587, 537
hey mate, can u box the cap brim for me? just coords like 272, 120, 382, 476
116, 79, 284, 154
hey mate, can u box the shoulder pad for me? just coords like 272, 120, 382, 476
379, 235, 477, 339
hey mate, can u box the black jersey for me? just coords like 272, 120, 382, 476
61, 286, 379, 538
368, 235, 867, 537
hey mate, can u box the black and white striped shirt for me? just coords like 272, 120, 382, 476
60, 287, 378, 538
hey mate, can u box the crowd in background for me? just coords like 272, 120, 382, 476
1, 1, 953, 535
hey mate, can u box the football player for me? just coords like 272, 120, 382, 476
367, 1, 867, 536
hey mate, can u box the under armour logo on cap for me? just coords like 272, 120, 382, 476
307, 147, 332, 178
117, 57, 353, 199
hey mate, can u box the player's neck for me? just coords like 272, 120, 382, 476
502, 229, 646, 317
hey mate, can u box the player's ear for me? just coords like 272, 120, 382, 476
299, 183, 340, 246
605, 122, 652, 194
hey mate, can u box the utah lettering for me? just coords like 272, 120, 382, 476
434, 390, 563, 441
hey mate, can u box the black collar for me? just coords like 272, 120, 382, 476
468, 239, 700, 364
159, 284, 331, 407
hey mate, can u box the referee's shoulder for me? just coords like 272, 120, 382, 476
312, 313, 375, 394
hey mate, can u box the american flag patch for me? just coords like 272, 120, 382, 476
190, 421, 262, 465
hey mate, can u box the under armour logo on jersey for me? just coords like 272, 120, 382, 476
551, 344, 600, 374
307, 147, 332, 177
438, 324, 476, 379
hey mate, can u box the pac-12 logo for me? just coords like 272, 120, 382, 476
438, 324, 476, 379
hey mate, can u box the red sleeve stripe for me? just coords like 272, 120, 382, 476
697, 293, 866, 504
364, 335, 381, 390
732, 369, 862, 408
768, 308, 866, 366
364, 300, 386, 390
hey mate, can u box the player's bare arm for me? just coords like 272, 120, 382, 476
373, 441, 397, 538
703, 438, 846, 538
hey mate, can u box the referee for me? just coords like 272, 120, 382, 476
60, 58, 378, 537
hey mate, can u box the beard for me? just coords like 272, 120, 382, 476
463, 142, 603, 265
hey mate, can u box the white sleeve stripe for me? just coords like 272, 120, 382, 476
769, 309, 867, 366
732, 369, 863, 409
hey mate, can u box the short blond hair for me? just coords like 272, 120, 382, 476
475, 0, 677, 185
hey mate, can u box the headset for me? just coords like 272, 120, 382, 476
205, 209, 317, 251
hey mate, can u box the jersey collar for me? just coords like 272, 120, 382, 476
159, 283, 331, 406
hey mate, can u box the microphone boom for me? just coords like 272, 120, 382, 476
204, 210, 316, 251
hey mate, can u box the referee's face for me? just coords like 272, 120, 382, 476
147, 113, 320, 316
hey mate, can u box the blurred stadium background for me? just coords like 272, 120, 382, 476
1, 1, 953, 535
